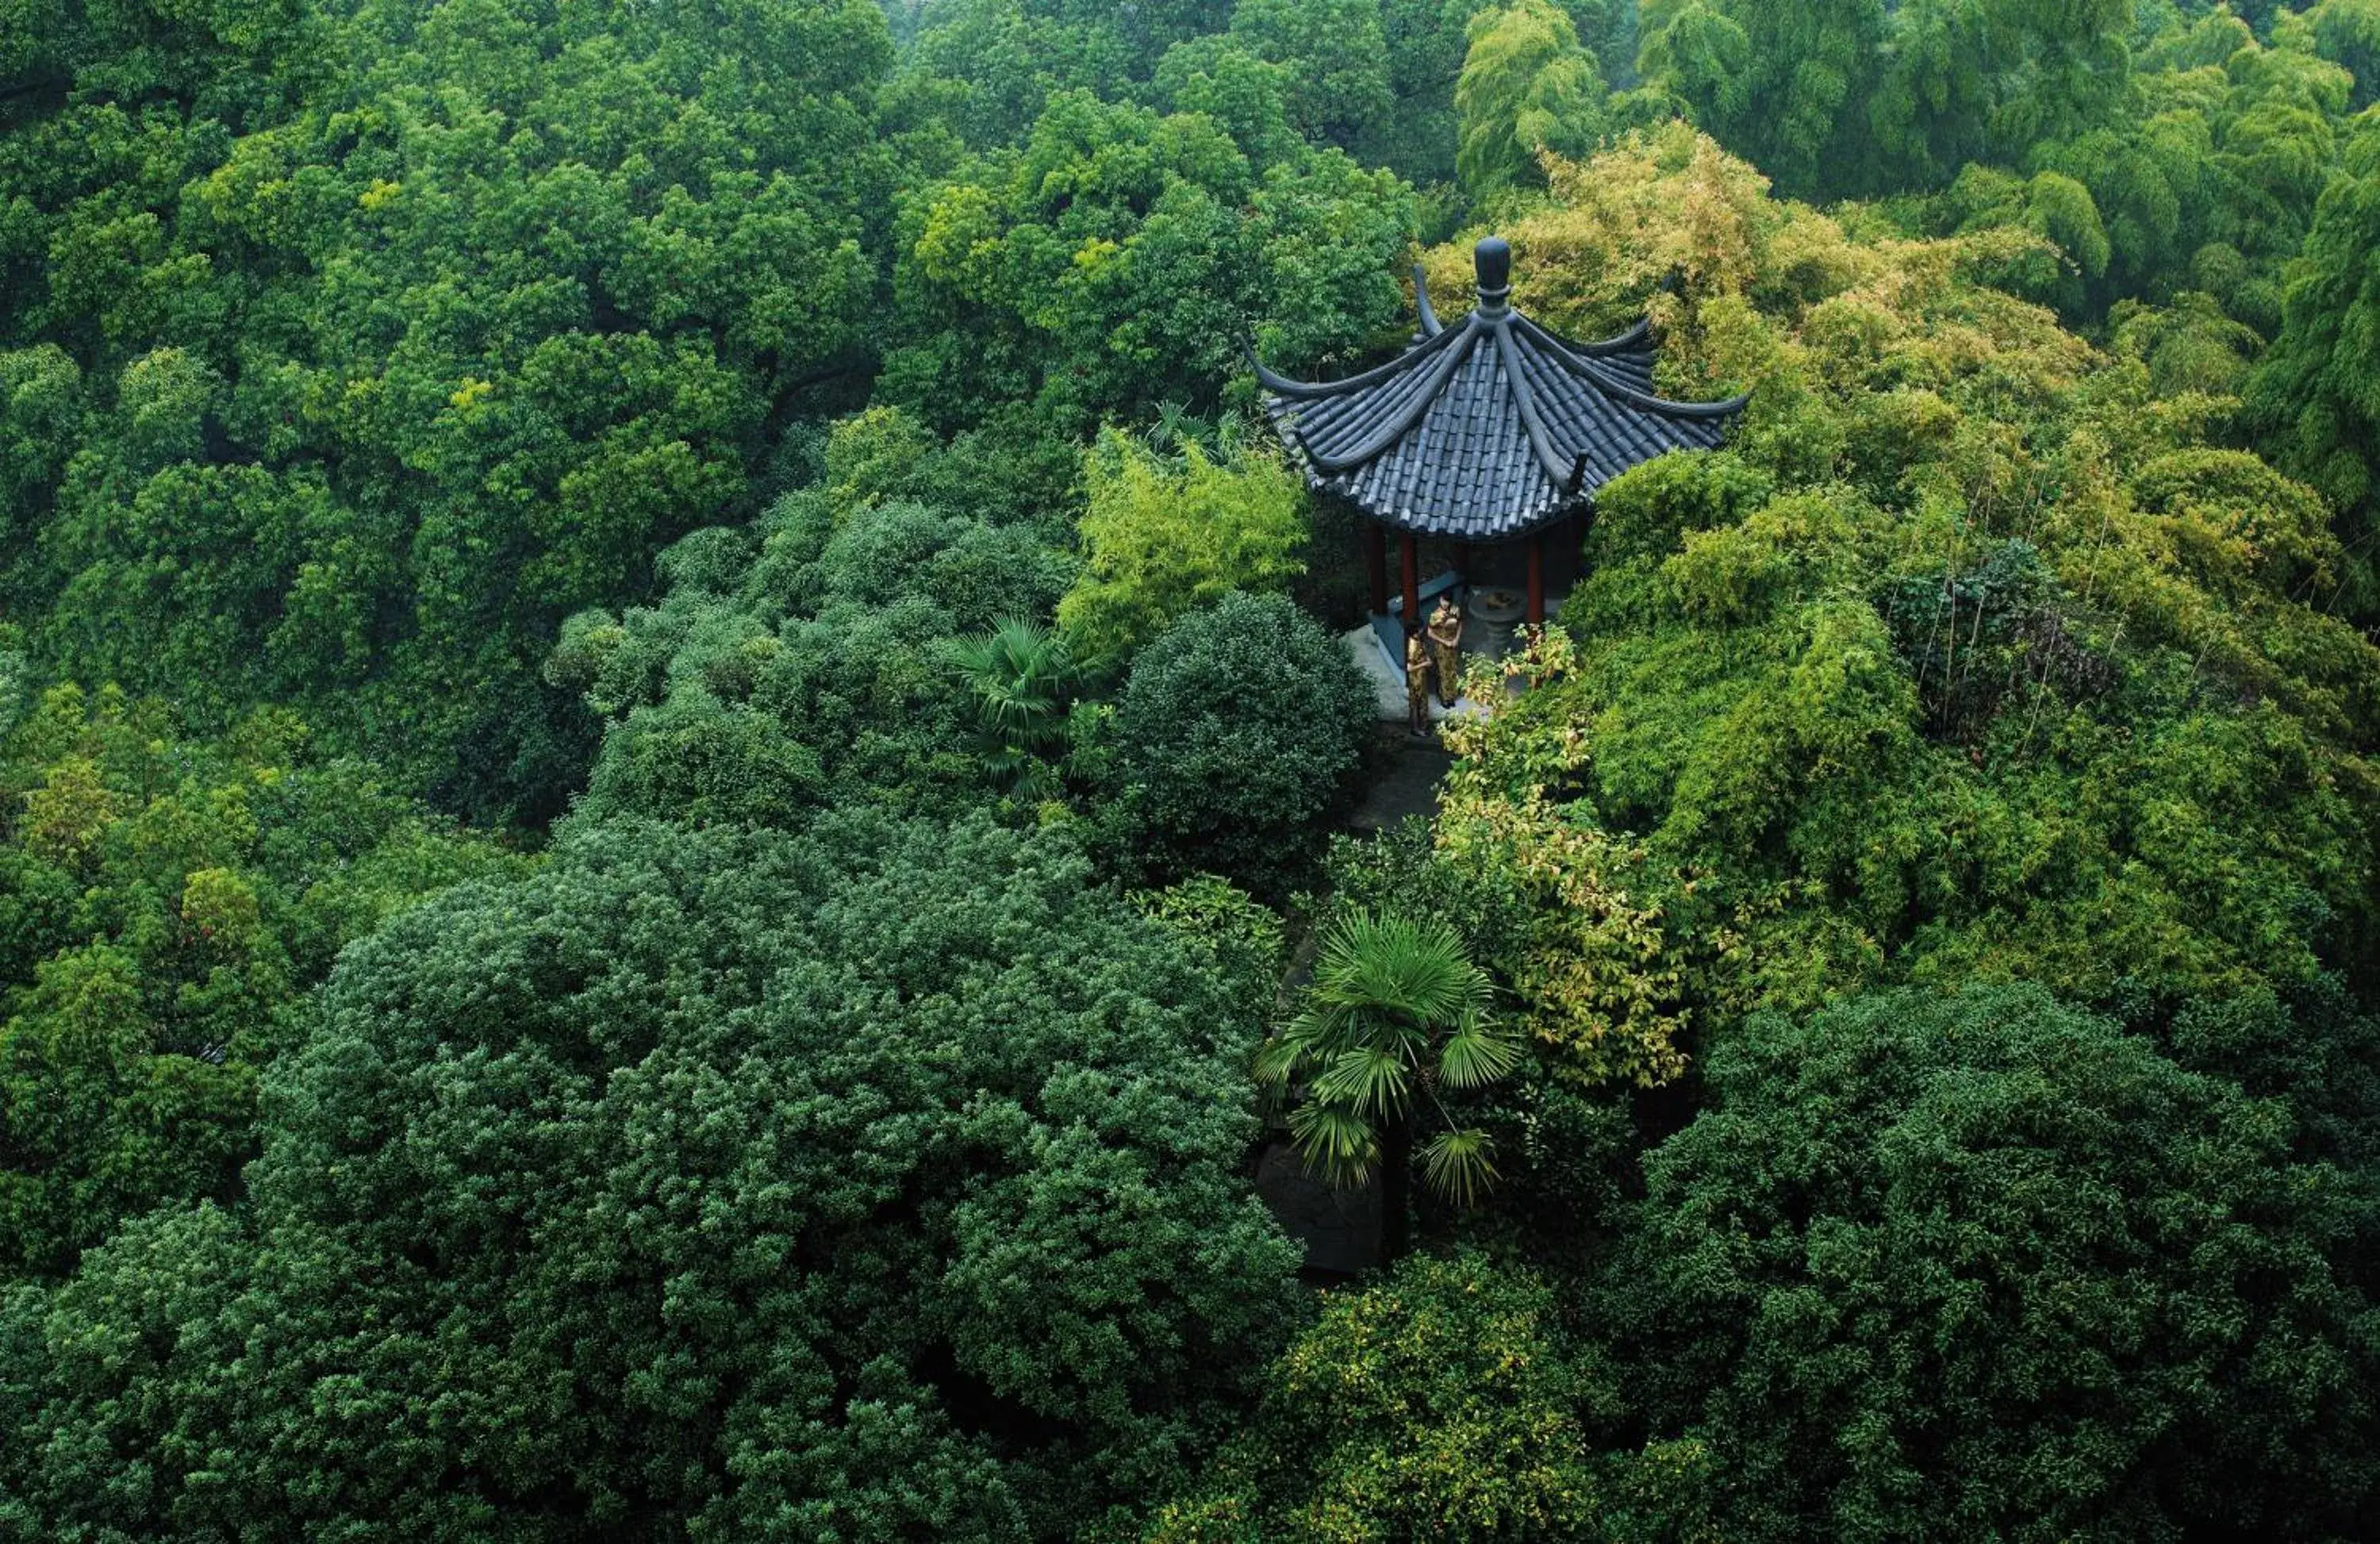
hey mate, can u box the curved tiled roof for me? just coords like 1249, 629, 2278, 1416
1254, 238, 1749, 541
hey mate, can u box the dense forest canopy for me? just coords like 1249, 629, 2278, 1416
3, 0, 2378, 1537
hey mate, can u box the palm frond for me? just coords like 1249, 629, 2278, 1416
1006, 754, 1065, 803
1270, 907, 1512, 1219
1252, 1032, 1308, 1088
949, 616, 1084, 785
1308, 910, 1492, 1033
1309, 1046, 1411, 1121
1419, 1127, 1501, 1208
1438, 1018, 1522, 1090
1288, 1104, 1379, 1189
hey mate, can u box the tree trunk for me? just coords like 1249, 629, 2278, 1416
1380, 1117, 1412, 1265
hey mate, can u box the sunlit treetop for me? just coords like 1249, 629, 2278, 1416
1421, 124, 2378, 1014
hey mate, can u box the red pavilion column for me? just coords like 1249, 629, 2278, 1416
1400, 532, 1421, 635
1526, 530, 1545, 626
1365, 524, 1389, 616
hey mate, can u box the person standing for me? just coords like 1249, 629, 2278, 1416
1426, 597, 1464, 707
1404, 632, 1435, 736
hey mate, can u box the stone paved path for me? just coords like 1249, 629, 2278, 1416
1346, 726, 1453, 835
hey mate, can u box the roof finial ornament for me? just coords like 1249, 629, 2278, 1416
1474, 236, 1512, 315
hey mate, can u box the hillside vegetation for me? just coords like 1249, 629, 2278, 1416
2, 0, 2377, 1538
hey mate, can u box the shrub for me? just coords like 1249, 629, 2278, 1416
1147, 1250, 1717, 1542
1100, 591, 1374, 897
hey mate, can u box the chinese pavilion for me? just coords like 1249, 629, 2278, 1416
1253, 236, 1749, 645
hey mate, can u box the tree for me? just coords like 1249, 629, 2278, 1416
1455, 0, 1610, 195
1258, 911, 1518, 1262
1608, 984, 2380, 1540
0, 682, 517, 1283
0, 348, 81, 566
1634, 0, 1887, 201
1872, 0, 2137, 189
1096, 591, 1376, 897
1433, 627, 1694, 1092
1368, 0, 1475, 184
1151, 39, 1305, 172
1133, 872, 1290, 1010
883, 88, 1414, 428
1226, 0, 1396, 149
1416, 126, 2379, 1020
1922, 164, 2111, 317
2250, 109, 2380, 620
560, 444, 1081, 832
2013, 21, 2351, 332
2309, 0, 2380, 110
0, 813, 1303, 1538
1058, 431, 1310, 662
0, 0, 897, 824
894, 0, 1134, 148
2108, 291, 2266, 398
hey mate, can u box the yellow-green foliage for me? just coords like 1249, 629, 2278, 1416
1144, 1250, 1717, 1543
1437, 628, 1691, 1090
823, 405, 940, 513
1453, 0, 1606, 195
1134, 873, 1289, 1005
1429, 125, 2378, 1018
1058, 428, 1310, 660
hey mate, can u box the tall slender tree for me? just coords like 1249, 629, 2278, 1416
2250, 109, 2380, 620
1455, 0, 1610, 194
1637, 0, 1887, 199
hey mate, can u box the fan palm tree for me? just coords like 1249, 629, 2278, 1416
1256, 909, 1518, 1260
946, 617, 1084, 797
